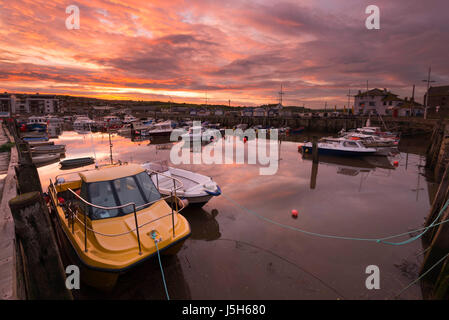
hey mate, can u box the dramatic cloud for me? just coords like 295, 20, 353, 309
0, 0, 448, 107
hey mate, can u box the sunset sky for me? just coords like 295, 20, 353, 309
1, 0, 448, 108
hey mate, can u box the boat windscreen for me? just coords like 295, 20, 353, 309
86, 172, 162, 220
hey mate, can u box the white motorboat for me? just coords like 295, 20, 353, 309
123, 115, 139, 124
145, 120, 174, 137
302, 137, 377, 156
181, 125, 221, 142
142, 161, 221, 207
73, 116, 95, 131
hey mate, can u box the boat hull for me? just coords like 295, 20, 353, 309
302, 146, 376, 157
51, 208, 189, 291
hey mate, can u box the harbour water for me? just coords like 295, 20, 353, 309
37, 130, 432, 299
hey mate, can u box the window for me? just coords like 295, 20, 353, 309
344, 141, 359, 148
369, 102, 375, 106
86, 172, 162, 220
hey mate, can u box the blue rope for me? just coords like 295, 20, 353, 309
222, 193, 449, 246
151, 231, 170, 300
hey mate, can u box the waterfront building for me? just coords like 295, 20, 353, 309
354, 88, 403, 115
424, 85, 449, 117
0, 93, 59, 115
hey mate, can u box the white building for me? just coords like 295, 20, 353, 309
26, 94, 60, 114
1, 93, 60, 114
354, 88, 403, 115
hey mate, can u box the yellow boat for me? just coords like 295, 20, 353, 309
47, 163, 191, 290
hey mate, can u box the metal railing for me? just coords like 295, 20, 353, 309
48, 166, 185, 255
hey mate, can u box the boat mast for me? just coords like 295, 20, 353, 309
107, 120, 113, 164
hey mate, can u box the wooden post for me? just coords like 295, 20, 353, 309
14, 163, 42, 194
423, 166, 449, 243
9, 192, 73, 300
310, 161, 318, 190
420, 203, 449, 286
312, 136, 319, 164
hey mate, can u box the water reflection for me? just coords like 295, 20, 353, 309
35, 130, 432, 299
183, 207, 221, 241
72, 255, 191, 300
302, 153, 398, 191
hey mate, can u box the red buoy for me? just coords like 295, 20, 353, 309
393, 160, 399, 167
291, 209, 298, 218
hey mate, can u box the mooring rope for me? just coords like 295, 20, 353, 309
221, 192, 449, 298
393, 252, 449, 299
151, 230, 170, 300
221, 193, 449, 246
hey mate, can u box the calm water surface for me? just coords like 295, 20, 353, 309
38, 130, 432, 300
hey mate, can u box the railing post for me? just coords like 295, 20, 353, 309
84, 211, 88, 252
171, 190, 175, 238
173, 179, 179, 214
133, 203, 142, 255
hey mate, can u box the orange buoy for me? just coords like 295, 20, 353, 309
291, 209, 298, 218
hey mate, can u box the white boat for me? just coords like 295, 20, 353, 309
181, 125, 221, 142
142, 161, 221, 207
145, 120, 174, 137
302, 137, 377, 156
73, 116, 95, 131
32, 153, 60, 164
27, 116, 47, 132
123, 115, 139, 124
47, 124, 62, 138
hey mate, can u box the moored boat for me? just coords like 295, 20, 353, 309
60, 157, 95, 169
31, 144, 66, 155
142, 161, 222, 207
32, 153, 60, 164
301, 137, 377, 156
47, 164, 191, 290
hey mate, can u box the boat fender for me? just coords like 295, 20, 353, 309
181, 199, 189, 208
58, 197, 65, 205
393, 160, 399, 167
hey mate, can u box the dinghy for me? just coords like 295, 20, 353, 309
60, 157, 95, 169
32, 153, 60, 164
31, 144, 66, 155
23, 136, 49, 142
142, 161, 221, 207
27, 140, 55, 147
